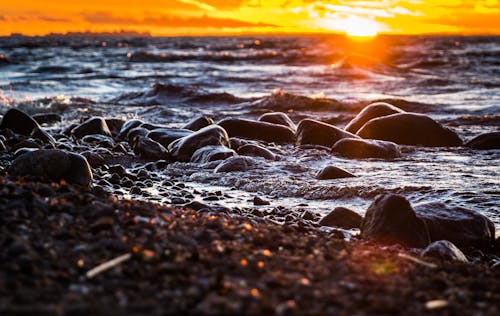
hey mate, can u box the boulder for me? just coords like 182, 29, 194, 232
319, 207, 362, 229
465, 132, 500, 150
0, 108, 40, 136
214, 156, 253, 173
360, 194, 430, 248
237, 144, 276, 160
168, 125, 230, 162
331, 138, 401, 159
133, 136, 168, 160
258, 112, 296, 131
191, 145, 236, 163
357, 113, 462, 147
296, 119, 358, 147
71, 117, 112, 139
422, 240, 468, 262
148, 128, 193, 148
8, 149, 93, 186
218, 118, 294, 143
316, 166, 355, 180
345, 102, 404, 134
183, 116, 214, 131
117, 119, 144, 140
414, 202, 495, 249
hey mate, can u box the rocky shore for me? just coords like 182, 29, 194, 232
1, 105, 499, 315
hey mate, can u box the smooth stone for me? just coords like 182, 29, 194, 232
127, 127, 150, 145
32, 113, 62, 125
331, 138, 401, 159
296, 119, 358, 148
345, 102, 404, 134
229, 137, 250, 149
81, 151, 105, 168
422, 240, 468, 262
148, 128, 193, 148
258, 112, 296, 131
105, 118, 125, 136
31, 127, 55, 144
414, 202, 495, 249
214, 156, 253, 173
0, 108, 40, 136
465, 132, 500, 150
182, 116, 214, 131
71, 117, 112, 139
360, 194, 430, 248
168, 125, 230, 162
218, 118, 294, 143
357, 113, 462, 147
8, 149, 93, 186
133, 136, 168, 160
190, 145, 235, 163
237, 144, 276, 160
319, 207, 362, 229
117, 119, 144, 140
316, 166, 355, 179
253, 196, 270, 206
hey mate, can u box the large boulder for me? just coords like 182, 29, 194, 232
319, 207, 362, 229
168, 125, 230, 162
182, 116, 214, 131
148, 128, 193, 148
133, 136, 169, 160
0, 108, 40, 136
296, 119, 358, 148
191, 145, 235, 163
316, 166, 355, 180
218, 118, 294, 143
345, 102, 404, 134
422, 240, 468, 262
331, 138, 401, 159
360, 194, 430, 248
237, 144, 276, 160
258, 112, 296, 131
357, 113, 462, 147
465, 132, 500, 150
8, 149, 93, 186
414, 202, 495, 249
71, 117, 112, 139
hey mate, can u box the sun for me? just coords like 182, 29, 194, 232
341, 17, 379, 38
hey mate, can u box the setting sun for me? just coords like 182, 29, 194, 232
341, 17, 379, 38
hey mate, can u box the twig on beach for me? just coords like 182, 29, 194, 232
398, 253, 438, 269
86, 253, 132, 279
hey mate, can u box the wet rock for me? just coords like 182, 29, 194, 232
127, 127, 150, 144
229, 137, 249, 149
422, 240, 468, 262
32, 113, 62, 125
214, 156, 253, 173
133, 136, 168, 160
301, 210, 314, 220
81, 151, 105, 168
316, 166, 355, 179
10, 140, 42, 152
168, 125, 230, 162
465, 132, 500, 150
296, 119, 358, 147
331, 138, 401, 159
414, 202, 495, 249
185, 201, 211, 211
71, 117, 112, 139
345, 102, 404, 134
0, 54, 9, 64
183, 116, 214, 131
360, 194, 430, 248
0, 140, 6, 152
237, 144, 276, 160
8, 149, 93, 186
258, 112, 296, 130
148, 128, 193, 148
30, 127, 55, 144
253, 196, 270, 206
82, 134, 114, 148
105, 118, 125, 137
190, 145, 235, 163
117, 119, 143, 140
319, 207, 362, 229
357, 113, 462, 147
0, 108, 40, 136
218, 118, 294, 143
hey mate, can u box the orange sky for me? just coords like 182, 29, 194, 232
1, 0, 499, 36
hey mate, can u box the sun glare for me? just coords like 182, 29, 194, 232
341, 17, 379, 39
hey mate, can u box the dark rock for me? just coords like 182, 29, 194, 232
331, 138, 401, 159
345, 102, 404, 134
185, 201, 211, 211
357, 113, 462, 147
148, 128, 193, 148
214, 156, 253, 173
117, 119, 143, 140
133, 136, 168, 160
0, 140, 6, 152
237, 144, 276, 160
319, 207, 362, 229
253, 196, 270, 206
0, 54, 10, 64
414, 202, 495, 249
465, 132, 500, 150
190, 145, 235, 163
183, 116, 214, 131
127, 127, 150, 144
0, 108, 40, 136
168, 125, 230, 162
229, 137, 249, 149
32, 113, 62, 125
422, 240, 468, 262
301, 210, 314, 220
8, 149, 93, 186
316, 166, 355, 180
218, 118, 294, 143
360, 194, 431, 248
71, 117, 112, 139
105, 118, 125, 136
258, 112, 296, 130
296, 119, 358, 147
81, 151, 105, 168
10, 140, 42, 152
82, 134, 114, 148
30, 127, 55, 144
